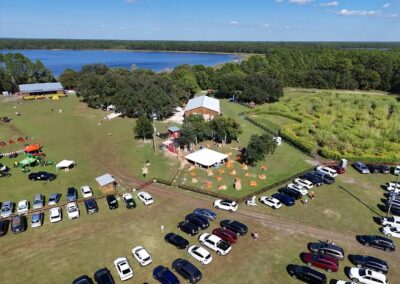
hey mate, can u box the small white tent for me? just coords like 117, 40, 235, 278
55, 160, 76, 169
185, 148, 228, 168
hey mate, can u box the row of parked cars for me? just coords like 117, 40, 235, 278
353, 162, 400, 175
0, 189, 155, 237
288, 241, 390, 284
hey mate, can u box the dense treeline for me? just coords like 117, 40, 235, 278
0, 53, 54, 92
1, 38, 400, 54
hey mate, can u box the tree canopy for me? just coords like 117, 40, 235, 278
242, 133, 277, 165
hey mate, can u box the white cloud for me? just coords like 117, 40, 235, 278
288, 0, 313, 4
260, 23, 270, 28
337, 9, 381, 16
125, 0, 139, 3
382, 3, 390, 9
230, 20, 239, 25
119, 26, 126, 30
100, 24, 106, 28
275, 0, 284, 2
320, 1, 338, 7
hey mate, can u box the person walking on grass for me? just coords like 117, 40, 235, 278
309, 191, 315, 200
303, 197, 308, 206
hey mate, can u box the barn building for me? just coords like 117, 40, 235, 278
184, 95, 220, 121
19, 82, 65, 97
168, 126, 181, 139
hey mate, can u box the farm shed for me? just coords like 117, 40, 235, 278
184, 95, 220, 121
19, 82, 65, 97
185, 148, 228, 168
95, 173, 117, 194
168, 126, 181, 139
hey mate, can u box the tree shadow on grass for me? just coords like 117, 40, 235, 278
337, 185, 381, 216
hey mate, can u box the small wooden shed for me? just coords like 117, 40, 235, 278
95, 173, 117, 194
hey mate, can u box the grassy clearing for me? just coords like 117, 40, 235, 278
249, 90, 400, 161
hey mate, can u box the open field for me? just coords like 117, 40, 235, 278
249, 89, 400, 161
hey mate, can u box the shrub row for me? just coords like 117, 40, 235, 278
318, 148, 400, 163
279, 126, 317, 157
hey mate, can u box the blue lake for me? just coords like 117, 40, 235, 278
0, 49, 237, 77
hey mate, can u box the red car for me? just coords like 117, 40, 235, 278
301, 252, 339, 272
212, 228, 237, 244
330, 165, 345, 174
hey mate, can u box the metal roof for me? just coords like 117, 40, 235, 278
19, 82, 64, 93
95, 173, 116, 186
184, 95, 220, 113
185, 148, 228, 167
168, 126, 180, 132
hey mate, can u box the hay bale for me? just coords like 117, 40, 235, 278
192, 178, 198, 184
218, 185, 227, 190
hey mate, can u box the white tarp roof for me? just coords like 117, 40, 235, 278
55, 160, 75, 169
19, 82, 64, 93
95, 173, 116, 186
185, 148, 228, 167
184, 95, 220, 113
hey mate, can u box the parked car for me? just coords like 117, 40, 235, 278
73, 275, 94, 284
188, 245, 212, 265
386, 182, 400, 192
177, 220, 199, 236
272, 193, 295, 206
392, 166, 400, 175
137, 191, 154, 205
172, 258, 202, 284
259, 196, 282, 209
106, 195, 118, 210
330, 165, 345, 174
316, 166, 338, 178
67, 187, 78, 202
308, 241, 345, 260
1, 201, 13, 218
348, 268, 388, 284
357, 235, 395, 252
280, 187, 303, 200
80, 185, 93, 198
353, 162, 370, 174
49, 207, 62, 223
213, 199, 238, 212
287, 183, 308, 195
132, 246, 152, 266
48, 193, 61, 205
17, 200, 29, 215
0, 220, 9, 237
185, 213, 209, 230
313, 171, 335, 184
28, 171, 56, 181
32, 193, 44, 209
199, 233, 232, 256
66, 202, 80, 219
220, 219, 248, 236
377, 165, 390, 174
122, 193, 136, 208
94, 267, 115, 284
349, 255, 389, 274
11, 215, 27, 234
212, 227, 237, 244
164, 232, 189, 249
380, 216, 400, 228
113, 257, 133, 281
85, 199, 98, 214
31, 212, 43, 228
193, 208, 216, 221
381, 226, 400, 238
302, 172, 324, 187
293, 178, 314, 190
301, 252, 339, 272
153, 265, 180, 284
287, 264, 327, 284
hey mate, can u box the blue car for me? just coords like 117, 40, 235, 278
272, 193, 295, 206
153, 265, 180, 284
193, 208, 216, 221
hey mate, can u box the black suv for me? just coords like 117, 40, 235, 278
0, 219, 9, 237
106, 195, 118, 210
177, 220, 199, 236
94, 267, 115, 284
28, 171, 56, 181
67, 187, 78, 202
185, 213, 209, 230
11, 215, 27, 234
287, 264, 327, 284
367, 164, 390, 174
85, 199, 98, 215
313, 171, 335, 184
357, 235, 395, 252
280, 187, 303, 200
172, 258, 202, 284
165, 233, 190, 249
301, 172, 324, 187
220, 219, 248, 236
72, 275, 94, 284
349, 255, 389, 274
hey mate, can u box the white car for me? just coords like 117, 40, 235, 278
287, 183, 308, 196
137, 191, 154, 205
348, 268, 388, 284
49, 207, 62, 223
132, 246, 152, 266
381, 216, 400, 228
66, 202, 80, 220
213, 199, 238, 212
17, 200, 29, 215
259, 196, 282, 209
334, 281, 356, 284
188, 245, 213, 265
386, 182, 400, 192
394, 166, 400, 175
381, 226, 400, 238
80, 185, 93, 198
316, 166, 338, 178
293, 178, 314, 190
199, 233, 232, 256
114, 257, 133, 281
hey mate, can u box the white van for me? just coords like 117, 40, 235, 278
316, 166, 338, 178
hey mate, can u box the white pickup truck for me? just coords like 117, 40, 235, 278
199, 233, 232, 256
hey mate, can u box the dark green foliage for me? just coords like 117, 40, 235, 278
209, 116, 242, 144
134, 116, 153, 140
242, 133, 277, 165
59, 69, 79, 89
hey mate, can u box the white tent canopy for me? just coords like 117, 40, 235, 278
185, 148, 228, 167
56, 160, 75, 169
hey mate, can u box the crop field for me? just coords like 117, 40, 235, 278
249, 90, 400, 162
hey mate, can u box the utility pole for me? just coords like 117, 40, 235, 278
387, 173, 400, 217
151, 113, 157, 152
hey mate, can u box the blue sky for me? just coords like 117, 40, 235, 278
0, 0, 399, 41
